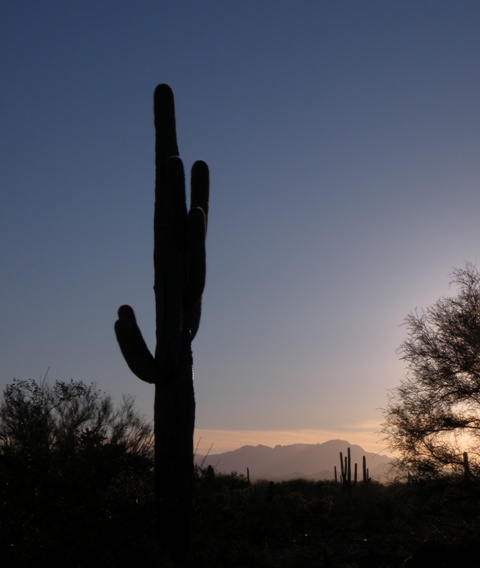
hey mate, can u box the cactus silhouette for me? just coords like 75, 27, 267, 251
362, 454, 371, 483
114, 84, 209, 559
339, 448, 352, 487
338, 449, 371, 487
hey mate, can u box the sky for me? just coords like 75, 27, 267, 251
2, 1, 480, 455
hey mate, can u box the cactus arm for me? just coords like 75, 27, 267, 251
191, 159, 210, 226
114, 305, 158, 383
185, 160, 209, 339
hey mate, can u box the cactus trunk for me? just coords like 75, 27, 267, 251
114, 84, 209, 561
154, 362, 195, 555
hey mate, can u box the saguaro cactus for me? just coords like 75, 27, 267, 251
339, 448, 352, 487
114, 84, 209, 558
362, 454, 371, 484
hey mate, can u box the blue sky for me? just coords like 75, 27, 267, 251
2, 1, 480, 454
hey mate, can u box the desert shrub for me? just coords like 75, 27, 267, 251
0, 378, 154, 567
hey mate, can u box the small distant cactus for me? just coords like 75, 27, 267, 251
114, 84, 209, 558
339, 448, 352, 487
363, 454, 371, 484
338, 448, 371, 487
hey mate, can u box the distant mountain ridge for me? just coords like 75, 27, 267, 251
195, 439, 392, 482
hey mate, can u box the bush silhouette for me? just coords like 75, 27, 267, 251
0, 378, 155, 567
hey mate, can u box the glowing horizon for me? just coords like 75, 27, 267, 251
195, 423, 389, 456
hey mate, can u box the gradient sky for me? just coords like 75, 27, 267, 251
2, 1, 480, 455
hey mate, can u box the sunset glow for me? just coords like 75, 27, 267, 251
195, 424, 388, 456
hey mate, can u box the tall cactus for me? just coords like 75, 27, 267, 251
114, 84, 209, 559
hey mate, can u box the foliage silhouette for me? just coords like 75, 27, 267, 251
383, 263, 480, 480
191, 467, 480, 567
0, 378, 154, 567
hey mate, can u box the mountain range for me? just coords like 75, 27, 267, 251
195, 439, 392, 482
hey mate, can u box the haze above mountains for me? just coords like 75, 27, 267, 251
195, 440, 392, 483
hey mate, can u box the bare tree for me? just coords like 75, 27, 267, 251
383, 263, 480, 480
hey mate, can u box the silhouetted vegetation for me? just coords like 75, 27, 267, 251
335, 448, 372, 487
383, 263, 480, 481
114, 83, 209, 560
2, 379, 479, 567
192, 470, 480, 567
0, 378, 155, 567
